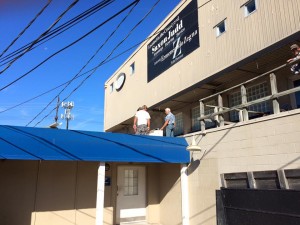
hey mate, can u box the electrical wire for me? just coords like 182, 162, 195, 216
0, 0, 79, 74
0, 0, 115, 65
0, 0, 139, 93
0, 41, 140, 115
0, 0, 52, 59
33, 0, 162, 127
0, 0, 189, 120
26, 0, 141, 126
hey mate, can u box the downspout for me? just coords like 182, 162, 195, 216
96, 162, 106, 225
181, 164, 190, 225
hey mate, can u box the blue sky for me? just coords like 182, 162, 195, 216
0, 0, 180, 131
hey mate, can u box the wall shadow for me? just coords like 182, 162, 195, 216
0, 160, 99, 225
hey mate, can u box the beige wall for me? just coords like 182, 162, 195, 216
184, 110, 300, 225
104, 0, 300, 131
158, 164, 182, 225
0, 160, 184, 225
0, 161, 113, 225
146, 164, 160, 223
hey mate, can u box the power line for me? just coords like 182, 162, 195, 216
0, 0, 79, 74
0, 0, 189, 120
0, 0, 139, 93
0, 0, 115, 65
26, 0, 140, 126
0, 0, 52, 59
0, 42, 138, 115
33, 0, 162, 127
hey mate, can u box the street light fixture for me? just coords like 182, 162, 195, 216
186, 135, 202, 151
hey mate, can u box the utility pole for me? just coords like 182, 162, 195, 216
55, 96, 60, 123
61, 101, 74, 130
48, 96, 62, 128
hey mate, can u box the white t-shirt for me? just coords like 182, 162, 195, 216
135, 110, 151, 125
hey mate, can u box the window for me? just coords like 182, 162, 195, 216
130, 62, 135, 75
229, 82, 270, 121
192, 101, 216, 131
293, 79, 300, 108
204, 100, 217, 129
110, 83, 114, 93
191, 106, 200, 131
244, 0, 257, 17
174, 112, 183, 136
124, 169, 138, 196
215, 19, 226, 37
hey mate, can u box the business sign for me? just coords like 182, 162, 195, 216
147, 0, 199, 82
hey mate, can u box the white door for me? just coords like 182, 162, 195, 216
116, 166, 146, 224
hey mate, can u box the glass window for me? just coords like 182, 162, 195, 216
174, 112, 183, 136
204, 100, 217, 128
229, 82, 270, 121
244, 0, 257, 17
229, 91, 242, 121
215, 19, 226, 37
191, 106, 200, 131
192, 101, 216, 131
130, 62, 135, 75
293, 80, 300, 108
110, 83, 114, 93
124, 169, 138, 196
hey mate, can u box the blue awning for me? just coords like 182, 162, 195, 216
0, 125, 190, 163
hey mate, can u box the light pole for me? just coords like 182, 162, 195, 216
61, 101, 74, 130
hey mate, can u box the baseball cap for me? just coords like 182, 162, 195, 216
290, 44, 299, 50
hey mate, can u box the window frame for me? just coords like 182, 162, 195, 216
174, 112, 183, 136
228, 82, 270, 121
130, 62, 135, 75
242, 0, 258, 17
214, 19, 227, 37
110, 82, 114, 93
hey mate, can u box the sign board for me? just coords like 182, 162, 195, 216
147, 0, 199, 82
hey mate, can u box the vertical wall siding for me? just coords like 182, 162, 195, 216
104, 0, 300, 130
199, 0, 300, 75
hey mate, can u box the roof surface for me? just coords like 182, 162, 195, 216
0, 125, 189, 163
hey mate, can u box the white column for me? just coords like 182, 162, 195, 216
181, 164, 190, 225
96, 162, 106, 225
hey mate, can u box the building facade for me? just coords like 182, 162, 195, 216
104, 0, 300, 225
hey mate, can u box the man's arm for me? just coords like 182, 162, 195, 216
147, 119, 150, 130
133, 117, 137, 132
160, 120, 169, 130
287, 55, 300, 63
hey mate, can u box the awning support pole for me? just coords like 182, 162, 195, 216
96, 162, 105, 225
181, 164, 190, 225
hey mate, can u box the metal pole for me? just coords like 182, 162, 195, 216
96, 162, 106, 225
66, 118, 69, 130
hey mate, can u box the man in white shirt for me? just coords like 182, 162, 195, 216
133, 105, 151, 135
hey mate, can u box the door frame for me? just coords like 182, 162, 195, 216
115, 165, 147, 224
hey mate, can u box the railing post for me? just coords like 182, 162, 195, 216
218, 94, 224, 127
277, 170, 289, 189
270, 73, 280, 114
241, 85, 249, 121
247, 172, 257, 189
214, 106, 219, 125
238, 110, 244, 122
200, 101, 206, 132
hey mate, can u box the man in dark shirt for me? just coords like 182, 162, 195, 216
287, 44, 300, 75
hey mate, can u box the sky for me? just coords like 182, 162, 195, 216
0, 0, 180, 131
